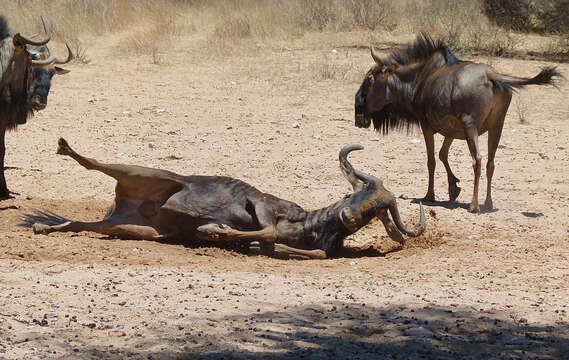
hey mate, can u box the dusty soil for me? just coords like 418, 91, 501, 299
0, 33, 568, 359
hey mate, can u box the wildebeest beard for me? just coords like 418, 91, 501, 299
371, 103, 418, 135
0, 82, 36, 130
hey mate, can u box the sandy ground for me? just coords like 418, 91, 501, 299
0, 32, 568, 359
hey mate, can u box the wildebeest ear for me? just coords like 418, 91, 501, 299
54, 66, 70, 75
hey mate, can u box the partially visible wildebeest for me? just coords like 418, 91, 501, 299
354, 34, 561, 213
27, 138, 426, 259
0, 16, 73, 199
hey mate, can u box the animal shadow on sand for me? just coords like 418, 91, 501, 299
19, 209, 389, 259
49, 303, 569, 360
409, 197, 499, 214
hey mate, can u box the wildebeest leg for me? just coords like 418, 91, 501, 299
57, 138, 181, 198
32, 217, 162, 240
485, 97, 510, 211
420, 122, 436, 202
464, 124, 482, 213
0, 127, 9, 199
439, 136, 461, 202
196, 223, 277, 242
273, 244, 327, 260
196, 201, 278, 243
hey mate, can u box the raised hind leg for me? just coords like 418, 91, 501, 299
464, 124, 482, 213
439, 136, 461, 202
57, 138, 181, 199
420, 123, 436, 202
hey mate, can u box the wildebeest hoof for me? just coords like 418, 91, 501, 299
469, 203, 480, 213
484, 198, 493, 211
423, 193, 435, 203
449, 185, 461, 202
56, 138, 72, 155
32, 223, 49, 234
196, 223, 230, 240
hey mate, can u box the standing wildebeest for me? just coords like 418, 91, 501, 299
27, 138, 425, 259
0, 16, 73, 199
354, 34, 561, 213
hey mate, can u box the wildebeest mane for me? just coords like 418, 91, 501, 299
0, 85, 35, 130
371, 103, 418, 135
383, 33, 446, 66
0, 17, 11, 40
0, 16, 35, 130
371, 33, 460, 135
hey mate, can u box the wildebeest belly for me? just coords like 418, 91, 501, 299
156, 178, 264, 234
430, 115, 466, 139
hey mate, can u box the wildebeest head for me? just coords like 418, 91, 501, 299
4, 17, 72, 114
337, 144, 425, 241
354, 46, 396, 129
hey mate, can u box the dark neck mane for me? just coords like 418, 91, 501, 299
383, 33, 446, 67
372, 33, 460, 134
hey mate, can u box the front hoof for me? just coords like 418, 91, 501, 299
423, 193, 435, 203
32, 223, 49, 235
449, 185, 461, 202
469, 203, 480, 213
484, 198, 493, 211
197, 223, 229, 240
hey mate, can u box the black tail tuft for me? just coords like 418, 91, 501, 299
529, 67, 562, 86
492, 67, 563, 93
19, 208, 69, 228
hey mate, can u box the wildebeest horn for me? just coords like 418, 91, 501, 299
13, 16, 51, 46
388, 201, 426, 237
370, 45, 382, 65
339, 144, 380, 191
54, 43, 74, 64
31, 44, 56, 65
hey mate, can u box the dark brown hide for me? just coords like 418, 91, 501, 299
354, 33, 561, 213
0, 16, 72, 199
26, 138, 426, 260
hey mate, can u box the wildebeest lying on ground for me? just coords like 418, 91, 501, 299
354, 33, 561, 213
0, 16, 72, 199
27, 138, 425, 259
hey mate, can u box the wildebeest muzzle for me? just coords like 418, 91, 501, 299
354, 86, 370, 128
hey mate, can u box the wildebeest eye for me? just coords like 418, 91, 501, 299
368, 75, 374, 84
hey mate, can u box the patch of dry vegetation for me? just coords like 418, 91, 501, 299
2, 0, 567, 62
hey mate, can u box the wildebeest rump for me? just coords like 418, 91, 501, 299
27, 138, 426, 259
354, 34, 561, 213
0, 16, 73, 199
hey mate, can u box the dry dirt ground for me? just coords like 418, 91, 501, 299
0, 32, 568, 359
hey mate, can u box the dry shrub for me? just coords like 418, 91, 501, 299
483, 0, 569, 34
1, 0, 564, 60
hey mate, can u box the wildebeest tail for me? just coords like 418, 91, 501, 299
488, 67, 562, 92
19, 208, 69, 228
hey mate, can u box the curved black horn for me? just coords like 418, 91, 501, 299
54, 43, 74, 64
31, 44, 56, 65
388, 201, 426, 237
370, 45, 382, 65
339, 144, 364, 191
339, 144, 381, 190
13, 16, 51, 46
